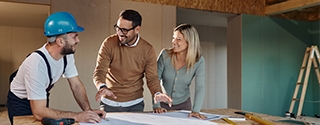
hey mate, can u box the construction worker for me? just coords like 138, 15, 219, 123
7, 11, 105, 125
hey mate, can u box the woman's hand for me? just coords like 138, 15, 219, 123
154, 93, 172, 107
188, 112, 207, 120
153, 107, 167, 114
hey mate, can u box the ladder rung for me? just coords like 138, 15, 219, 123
290, 46, 319, 118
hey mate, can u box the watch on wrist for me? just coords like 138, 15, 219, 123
99, 84, 107, 90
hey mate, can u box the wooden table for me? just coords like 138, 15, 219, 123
14, 108, 291, 125
201, 108, 291, 125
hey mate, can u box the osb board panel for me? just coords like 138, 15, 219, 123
0, 26, 11, 105
161, 5, 176, 49
125, 0, 264, 15
50, 0, 111, 112
271, 5, 320, 22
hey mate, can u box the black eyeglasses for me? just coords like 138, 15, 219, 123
114, 24, 138, 34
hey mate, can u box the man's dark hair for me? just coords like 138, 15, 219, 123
119, 9, 142, 27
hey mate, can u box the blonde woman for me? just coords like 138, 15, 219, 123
153, 24, 206, 119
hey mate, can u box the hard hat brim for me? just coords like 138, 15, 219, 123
73, 26, 84, 33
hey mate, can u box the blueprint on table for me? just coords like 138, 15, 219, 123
79, 110, 224, 125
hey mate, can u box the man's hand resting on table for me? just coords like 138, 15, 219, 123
74, 109, 106, 123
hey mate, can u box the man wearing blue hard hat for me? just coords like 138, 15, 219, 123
7, 11, 105, 124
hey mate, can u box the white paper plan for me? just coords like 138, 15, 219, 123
80, 110, 223, 125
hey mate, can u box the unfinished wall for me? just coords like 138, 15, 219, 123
0, 26, 46, 104
241, 15, 315, 116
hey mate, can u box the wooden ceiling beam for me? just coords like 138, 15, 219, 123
265, 0, 320, 15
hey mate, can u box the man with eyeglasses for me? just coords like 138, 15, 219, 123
93, 9, 172, 112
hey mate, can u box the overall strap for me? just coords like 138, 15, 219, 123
33, 51, 67, 108
45, 55, 67, 92
33, 51, 67, 92
33, 50, 53, 92
63, 55, 67, 74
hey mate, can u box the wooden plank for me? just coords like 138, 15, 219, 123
265, 0, 320, 15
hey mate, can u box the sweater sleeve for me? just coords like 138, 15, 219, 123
145, 46, 162, 96
93, 38, 111, 89
192, 57, 206, 112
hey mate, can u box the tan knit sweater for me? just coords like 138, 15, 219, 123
93, 34, 161, 102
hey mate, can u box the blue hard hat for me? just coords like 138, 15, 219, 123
44, 12, 84, 37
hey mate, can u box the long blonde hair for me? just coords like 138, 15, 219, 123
168, 23, 202, 71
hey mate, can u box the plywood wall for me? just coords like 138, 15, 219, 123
0, 26, 46, 104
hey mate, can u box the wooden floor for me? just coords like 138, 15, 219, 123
0, 107, 10, 125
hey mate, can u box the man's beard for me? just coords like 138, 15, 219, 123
61, 41, 75, 55
120, 34, 136, 46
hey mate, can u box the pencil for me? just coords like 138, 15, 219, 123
235, 112, 274, 125
245, 114, 273, 125
222, 118, 237, 125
